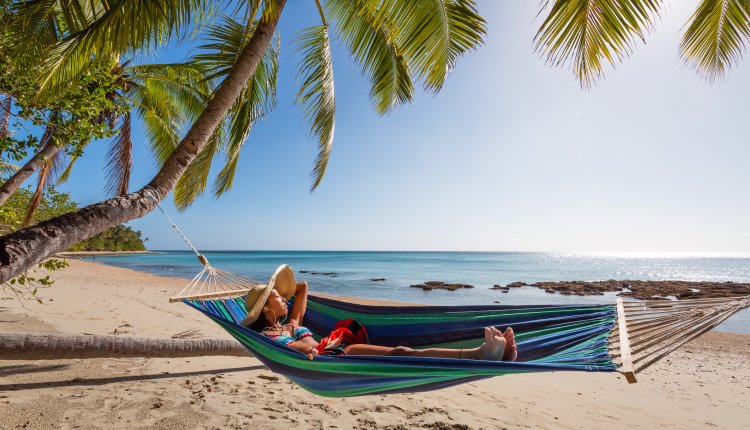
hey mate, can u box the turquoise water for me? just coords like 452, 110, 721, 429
86, 251, 750, 334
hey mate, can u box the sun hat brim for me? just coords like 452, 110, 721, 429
240, 264, 297, 327
240, 283, 273, 327
269, 264, 296, 300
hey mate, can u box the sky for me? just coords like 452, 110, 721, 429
32, 1, 750, 252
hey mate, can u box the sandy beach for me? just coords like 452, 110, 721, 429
1, 259, 748, 430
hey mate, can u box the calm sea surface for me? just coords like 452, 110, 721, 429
86, 251, 750, 334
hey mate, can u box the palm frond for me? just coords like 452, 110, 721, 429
128, 63, 211, 121
174, 15, 280, 200
56, 153, 79, 184
192, 14, 274, 102
326, 0, 413, 115
22, 131, 66, 228
6, 0, 62, 59
104, 111, 132, 196
17, 0, 211, 96
534, 0, 663, 88
173, 127, 223, 210
261, 0, 279, 23
22, 165, 49, 228
295, 25, 335, 191
681, 0, 750, 82
211, 32, 280, 196
0, 162, 20, 176
129, 79, 186, 167
45, 137, 68, 185
363, 0, 486, 92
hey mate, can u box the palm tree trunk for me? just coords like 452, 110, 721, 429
0, 333, 249, 359
0, 95, 10, 140
0, 0, 286, 283
0, 126, 58, 207
21, 155, 51, 228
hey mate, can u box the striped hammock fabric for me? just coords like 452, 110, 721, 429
185, 295, 618, 397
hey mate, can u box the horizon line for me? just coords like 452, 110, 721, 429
145, 249, 750, 257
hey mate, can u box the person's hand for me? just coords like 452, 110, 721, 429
306, 347, 318, 360
296, 280, 308, 294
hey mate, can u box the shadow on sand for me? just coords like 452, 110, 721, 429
0, 365, 266, 391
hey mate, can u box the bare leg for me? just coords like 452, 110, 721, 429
343, 327, 509, 361
344, 344, 463, 359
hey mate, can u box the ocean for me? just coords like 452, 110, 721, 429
85, 251, 750, 334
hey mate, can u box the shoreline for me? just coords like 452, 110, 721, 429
1, 259, 748, 429
57, 250, 163, 258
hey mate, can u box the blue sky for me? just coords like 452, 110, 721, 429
38, 1, 750, 252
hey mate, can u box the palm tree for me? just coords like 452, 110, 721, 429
0, 0, 488, 282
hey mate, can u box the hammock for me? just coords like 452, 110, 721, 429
177, 282, 749, 397
154, 202, 750, 397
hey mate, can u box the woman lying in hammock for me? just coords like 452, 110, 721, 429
242, 266, 517, 361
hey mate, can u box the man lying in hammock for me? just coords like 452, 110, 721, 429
242, 265, 517, 361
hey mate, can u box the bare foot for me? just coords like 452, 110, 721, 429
501, 327, 517, 361
478, 327, 506, 361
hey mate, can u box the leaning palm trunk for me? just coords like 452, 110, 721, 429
0, 1, 286, 283
0, 126, 58, 207
0, 95, 10, 139
0, 333, 249, 360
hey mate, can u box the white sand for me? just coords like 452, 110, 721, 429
1, 259, 748, 429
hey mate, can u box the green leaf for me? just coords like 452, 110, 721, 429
294, 25, 336, 191
363, 0, 486, 92
680, 0, 750, 82
173, 15, 281, 205
326, 0, 414, 114
11, 0, 213, 97
173, 127, 224, 210
104, 111, 132, 196
534, 0, 663, 88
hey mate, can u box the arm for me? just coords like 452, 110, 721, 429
287, 337, 319, 356
287, 280, 309, 326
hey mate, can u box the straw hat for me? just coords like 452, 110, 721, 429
269, 264, 296, 300
241, 264, 297, 326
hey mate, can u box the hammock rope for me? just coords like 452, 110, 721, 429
613, 296, 750, 375
146, 191, 266, 302
152, 199, 750, 394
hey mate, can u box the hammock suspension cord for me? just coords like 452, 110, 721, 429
145, 190, 265, 302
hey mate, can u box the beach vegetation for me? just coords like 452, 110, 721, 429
0, 184, 146, 251
68, 225, 147, 252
